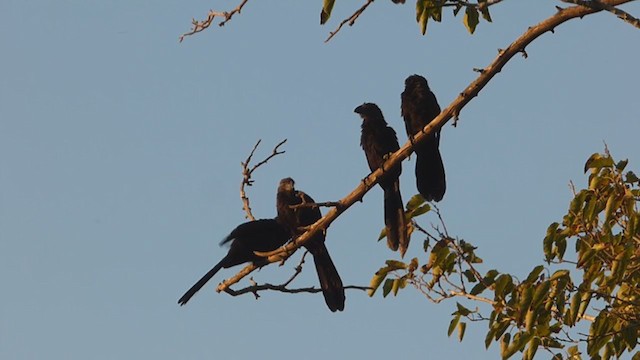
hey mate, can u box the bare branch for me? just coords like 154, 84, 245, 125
239, 139, 287, 220
560, 0, 640, 29
179, 0, 249, 42
216, 0, 634, 294
325, 0, 375, 43
224, 284, 370, 297
222, 251, 370, 298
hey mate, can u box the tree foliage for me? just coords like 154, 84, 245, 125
369, 151, 640, 359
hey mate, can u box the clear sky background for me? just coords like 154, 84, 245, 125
1, 1, 639, 359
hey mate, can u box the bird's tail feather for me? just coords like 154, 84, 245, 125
384, 181, 409, 256
415, 139, 446, 202
178, 260, 225, 306
310, 245, 345, 312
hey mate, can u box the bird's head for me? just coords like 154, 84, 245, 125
354, 102, 384, 120
278, 177, 295, 193
404, 74, 429, 91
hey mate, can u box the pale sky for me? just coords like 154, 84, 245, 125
2, 1, 639, 359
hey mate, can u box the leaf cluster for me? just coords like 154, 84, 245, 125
368, 152, 640, 360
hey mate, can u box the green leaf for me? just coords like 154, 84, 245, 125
604, 193, 621, 222
416, 0, 425, 21
368, 268, 390, 296
448, 315, 461, 337
578, 290, 591, 319
622, 326, 637, 349
406, 194, 426, 211
519, 285, 534, 311
478, 0, 492, 22
494, 274, 513, 299
470, 283, 487, 296
584, 153, 614, 173
485, 325, 497, 349
568, 291, 582, 326
368, 262, 406, 297
500, 332, 511, 359
543, 223, 559, 261
409, 204, 431, 218
556, 237, 567, 260
625, 171, 639, 183
568, 345, 579, 356
392, 278, 405, 296
549, 269, 570, 282
455, 302, 472, 316
531, 281, 551, 309
415, 0, 430, 35
453, 4, 463, 16
615, 159, 628, 171
458, 322, 467, 342
382, 278, 394, 297
463, 269, 477, 282
525, 265, 545, 283
463, 6, 479, 34
385, 260, 408, 270
320, 0, 335, 25
430, 2, 442, 22
524, 337, 541, 360
419, 7, 429, 35
524, 310, 536, 333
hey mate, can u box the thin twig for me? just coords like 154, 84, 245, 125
325, 0, 374, 43
216, 0, 634, 294
239, 139, 287, 220
289, 201, 341, 209
179, 0, 250, 42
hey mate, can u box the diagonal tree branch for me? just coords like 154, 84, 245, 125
215, 0, 635, 294
560, 0, 640, 29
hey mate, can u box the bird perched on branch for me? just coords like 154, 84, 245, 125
177, 219, 289, 306
355, 103, 409, 257
276, 177, 345, 312
401, 74, 446, 202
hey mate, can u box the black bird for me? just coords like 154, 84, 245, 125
178, 219, 290, 306
354, 103, 409, 257
401, 74, 446, 202
276, 178, 345, 312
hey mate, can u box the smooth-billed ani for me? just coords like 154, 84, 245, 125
276, 178, 345, 312
178, 219, 289, 306
401, 74, 446, 202
354, 103, 409, 257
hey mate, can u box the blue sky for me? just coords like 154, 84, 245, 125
1, 1, 639, 359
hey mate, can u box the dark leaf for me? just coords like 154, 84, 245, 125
525, 265, 545, 283
478, 0, 492, 22
584, 153, 614, 173
382, 278, 394, 297
320, 0, 335, 25
406, 194, 426, 211
458, 322, 467, 342
448, 315, 461, 337
463, 6, 479, 34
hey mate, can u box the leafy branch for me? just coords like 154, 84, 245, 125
369, 151, 640, 359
